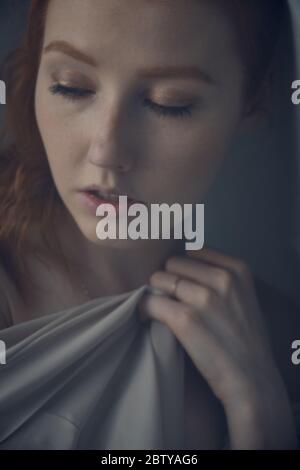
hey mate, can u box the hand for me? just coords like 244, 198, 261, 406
138, 247, 297, 449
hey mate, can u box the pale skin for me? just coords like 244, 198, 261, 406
32, 0, 297, 448
139, 248, 298, 449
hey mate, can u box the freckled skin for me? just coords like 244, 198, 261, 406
17, 1, 300, 449
35, 0, 246, 250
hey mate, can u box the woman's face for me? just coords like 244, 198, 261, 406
35, 0, 246, 245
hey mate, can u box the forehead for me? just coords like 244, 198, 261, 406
43, 0, 237, 68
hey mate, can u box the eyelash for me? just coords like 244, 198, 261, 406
143, 98, 193, 119
48, 83, 194, 119
49, 83, 93, 100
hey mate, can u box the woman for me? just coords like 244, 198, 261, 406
0, 0, 298, 449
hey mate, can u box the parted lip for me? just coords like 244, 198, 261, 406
80, 184, 142, 203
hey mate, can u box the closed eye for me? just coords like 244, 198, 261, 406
49, 83, 94, 101
143, 98, 194, 119
49, 83, 195, 118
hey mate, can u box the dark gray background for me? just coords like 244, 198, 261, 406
1, 0, 299, 304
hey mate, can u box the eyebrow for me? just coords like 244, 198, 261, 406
44, 41, 98, 67
136, 66, 214, 85
43, 40, 215, 85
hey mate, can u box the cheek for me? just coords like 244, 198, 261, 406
147, 115, 237, 200
35, 81, 81, 177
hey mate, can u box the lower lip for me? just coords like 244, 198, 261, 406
78, 191, 139, 215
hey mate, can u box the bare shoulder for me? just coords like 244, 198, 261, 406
0, 224, 60, 327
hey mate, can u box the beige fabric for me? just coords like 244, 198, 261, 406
0, 284, 187, 450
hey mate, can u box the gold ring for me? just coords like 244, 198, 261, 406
171, 275, 181, 297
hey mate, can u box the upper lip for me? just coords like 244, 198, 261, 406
81, 185, 141, 202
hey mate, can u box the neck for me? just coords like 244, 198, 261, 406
56, 208, 185, 297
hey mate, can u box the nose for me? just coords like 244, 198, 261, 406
87, 100, 136, 173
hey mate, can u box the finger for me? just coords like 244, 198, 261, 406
150, 270, 220, 314
138, 292, 188, 332
138, 292, 207, 341
150, 270, 181, 298
165, 256, 237, 298
138, 292, 229, 395
186, 247, 252, 284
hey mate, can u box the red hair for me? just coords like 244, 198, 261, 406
0, 0, 287, 305
0, 0, 71, 305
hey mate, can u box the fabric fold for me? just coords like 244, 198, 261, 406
0, 284, 185, 450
